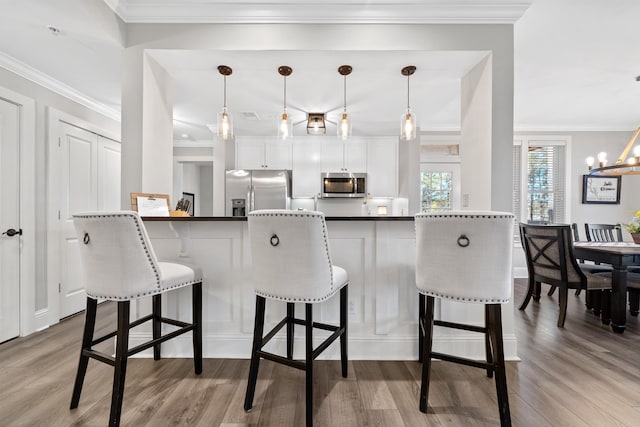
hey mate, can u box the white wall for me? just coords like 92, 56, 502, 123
0, 68, 120, 312
122, 23, 515, 213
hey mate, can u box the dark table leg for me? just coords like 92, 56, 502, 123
610, 266, 627, 333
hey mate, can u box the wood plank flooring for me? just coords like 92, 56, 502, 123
2, 279, 640, 426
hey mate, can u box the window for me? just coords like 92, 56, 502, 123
513, 137, 569, 231
420, 163, 461, 212
421, 171, 452, 211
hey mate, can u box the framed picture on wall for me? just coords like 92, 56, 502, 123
582, 175, 621, 204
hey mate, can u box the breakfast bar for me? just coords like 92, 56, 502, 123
135, 216, 518, 361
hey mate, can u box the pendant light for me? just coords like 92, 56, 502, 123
277, 66, 293, 139
400, 65, 417, 141
338, 65, 353, 140
216, 65, 233, 140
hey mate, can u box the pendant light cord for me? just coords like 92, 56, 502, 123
343, 75, 347, 111
283, 75, 287, 110
223, 75, 227, 109
406, 74, 410, 110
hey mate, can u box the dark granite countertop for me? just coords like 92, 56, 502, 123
142, 216, 414, 222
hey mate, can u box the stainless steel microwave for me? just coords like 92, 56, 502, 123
321, 172, 367, 198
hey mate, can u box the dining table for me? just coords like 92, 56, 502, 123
573, 241, 640, 333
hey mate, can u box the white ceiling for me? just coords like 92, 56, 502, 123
0, 0, 639, 141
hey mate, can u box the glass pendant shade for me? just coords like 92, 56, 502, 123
337, 65, 353, 140
217, 107, 233, 140
400, 65, 417, 141
278, 109, 293, 139
216, 65, 233, 141
277, 66, 293, 140
400, 108, 416, 141
338, 110, 352, 140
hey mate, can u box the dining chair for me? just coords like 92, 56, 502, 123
70, 211, 203, 426
519, 223, 612, 327
585, 223, 623, 242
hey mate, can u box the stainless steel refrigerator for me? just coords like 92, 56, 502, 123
225, 169, 292, 216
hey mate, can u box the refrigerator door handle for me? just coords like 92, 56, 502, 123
249, 185, 255, 212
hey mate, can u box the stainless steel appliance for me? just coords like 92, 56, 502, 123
225, 169, 292, 216
321, 172, 367, 198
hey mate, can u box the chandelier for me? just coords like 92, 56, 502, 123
586, 127, 640, 175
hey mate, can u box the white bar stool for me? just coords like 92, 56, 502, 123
69, 211, 203, 427
243, 210, 348, 427
415, 211, 514, 427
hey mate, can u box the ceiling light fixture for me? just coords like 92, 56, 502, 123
338, 65, 353, 140
216, 65, 233, 141
307, 113, 326, 135
277, 66, 293, 139
586, 128, 640, 175
400, 65, 417, 141
586, 75, 640, 176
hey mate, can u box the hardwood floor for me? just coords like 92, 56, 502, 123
3, 280, 640, 426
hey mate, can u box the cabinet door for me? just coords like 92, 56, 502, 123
321, 142, 346, 171
292, 141, 321, 197
264, 140, 292, 169
367, 139, 398, 197
236, 139, 265, 169
344, 142, 367, 172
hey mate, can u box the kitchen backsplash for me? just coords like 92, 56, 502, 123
291, 197, 410, 216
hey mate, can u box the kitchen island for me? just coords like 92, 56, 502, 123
137, 216, 518, 360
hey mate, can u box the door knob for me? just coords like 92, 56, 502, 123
2, 228, 22, 237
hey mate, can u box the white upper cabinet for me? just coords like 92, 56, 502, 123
321, 140, 367, 172
367, 138, 398, 197
236, 137, 291, 170
291, 140, 322, 197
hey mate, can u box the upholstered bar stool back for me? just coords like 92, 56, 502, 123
69, 211, 203, 427
415, 211, 514, 427
244, 210, 349, 427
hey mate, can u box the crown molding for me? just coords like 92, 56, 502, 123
0, 51, 120, 122
104, 1, 531, 24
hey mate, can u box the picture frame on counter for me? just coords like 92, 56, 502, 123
582, 175, 621, 204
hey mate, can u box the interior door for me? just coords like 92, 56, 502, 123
58, 123, 97, 318
0, 98, 20, 342
56, 124, 121, 318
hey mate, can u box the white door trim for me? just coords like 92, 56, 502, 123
46, 107, 120, 325
0, 86, 36, 336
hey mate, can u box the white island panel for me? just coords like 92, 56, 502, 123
138, 218, 517, 361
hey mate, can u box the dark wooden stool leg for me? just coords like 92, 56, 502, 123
192, 282, 203, 374
484, 304, 494, 378
418, 293, 425, 363
487, 304, 511, 427
244, 296, 266, 412
419, 296, 435, 413
110, 301, 130, 427
340, 285, 348, 378
287, 302, 295, 359
70, 297, 97, 409
305, 303, 313, 427
152, 294, 161, 360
